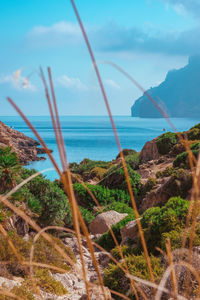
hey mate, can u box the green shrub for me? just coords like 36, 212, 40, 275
79, 206, 95, 226
73, 183, 130, 209
90, 167, 107, 180
173, 150, 199, 169
125, 152, 140, 170
111, 245, 132, 260
103, 254, 163, 298
116, 149, 137, 159
34, 268, 67, 295
19, 176, 69, 225
102, 201, 134, 215
70, 159, 110, 176
0, 147, 21, 193
190, 141, 200, 150
100, 163, 141, 193
141, 197, 190, 252
97, 214, 135, 251
187, 127, 200, 140
156, 167, 174, 178
156, 132, 178, 155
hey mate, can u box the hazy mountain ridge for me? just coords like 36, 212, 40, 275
131, 55, 200, 117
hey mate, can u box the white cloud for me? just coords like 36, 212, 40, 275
27, 21, 81, 48
162, 0, 200, 17
57, 75, 88, 91
173, 3, 187, 15
105, 79, 120, 89
0, 72, 37, 91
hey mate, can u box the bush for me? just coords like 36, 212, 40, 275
111, 245, 132, 260
116, 149, 137, 159
100, 163, 141, 194
73, 183, 130, 209
173, 150, 199, 169
102, 201, 134, 215
34, 268, 67, 295
141, 197, 190, 252
156, 166, 174, 178
0, 231, 75, 278
90, 167, 107, 180
156, 132, 178, 155
125, 152, 140, 170
187, 127, 200, 140
0, 147, 21, 193
19, 176, 69, 225
70, 159, 110, 176
79, 206, 95, 226
103, 254, 163, 298
97, 214, 135, 251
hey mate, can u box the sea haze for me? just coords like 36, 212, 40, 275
1, 116, 199, 180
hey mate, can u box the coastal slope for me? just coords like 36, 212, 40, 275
131, 55, 200, 118
0, 121, 46, 164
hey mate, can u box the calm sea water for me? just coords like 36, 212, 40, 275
1, 116, 199, 180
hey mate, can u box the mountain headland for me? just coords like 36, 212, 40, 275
131, 55, 200, 118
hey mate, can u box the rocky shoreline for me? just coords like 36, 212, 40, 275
0, 121, 48, 165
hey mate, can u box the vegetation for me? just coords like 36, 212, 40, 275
156, 132, 178, 154
0, 147, 21, 193
1, 119, 200, 300
173, 149, 199, 168
103, 254, 163, 299
141, 197, 190, 252
100, 162, 141, 194
97, 214, 135, 251
73, 183, 130, 209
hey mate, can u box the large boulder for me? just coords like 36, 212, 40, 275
120, 219, 140, 245
89, 211, 128, 234
140, 138, 160, 163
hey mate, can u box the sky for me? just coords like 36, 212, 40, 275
0, 0, 200, 116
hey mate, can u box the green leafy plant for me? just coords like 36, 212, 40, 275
100, 163, 141, 193
103, 254, 163, 298
156, 132, 178, 155
0, 147, 21, 193
73, 183, 130, 209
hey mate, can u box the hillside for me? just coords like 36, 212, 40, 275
0, 121, 47, 164
0, 123, 200, 299
131, 55, 200, 118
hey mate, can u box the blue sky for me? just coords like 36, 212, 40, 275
0, 0, 200, 115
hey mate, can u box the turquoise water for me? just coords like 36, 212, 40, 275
1, 116, 199, 180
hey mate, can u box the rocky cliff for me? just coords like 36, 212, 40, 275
131, 55, 200, 117
0, 121, 47, 165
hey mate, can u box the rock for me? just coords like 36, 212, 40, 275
120, 219, 140, 245
79, 286, 112, 300
89, 211, 128, 235
0, 121, 51, 165
140, 169, 192, 212
140, 138, 160, 163
0, 276, 20, 290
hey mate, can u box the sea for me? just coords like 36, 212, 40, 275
1, 116, 199, 180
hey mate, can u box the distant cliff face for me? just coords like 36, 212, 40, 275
131, 55, 200, 118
